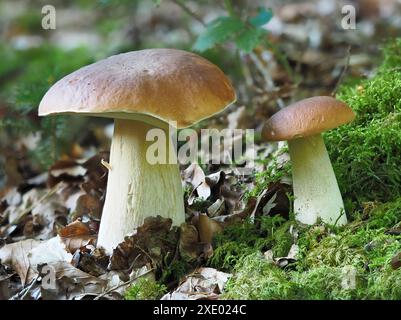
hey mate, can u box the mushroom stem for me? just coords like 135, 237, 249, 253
97, 118, 185, 253
288, 134, 347, 226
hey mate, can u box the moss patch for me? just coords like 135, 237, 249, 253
325, 39, 401, 205
124, 278, 167, 300
222, 252, 297, 300
221, 198, 401, 300
208, 215, 293, 271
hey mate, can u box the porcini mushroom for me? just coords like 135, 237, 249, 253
262, 96, 355, 226
39, 49, 236, 252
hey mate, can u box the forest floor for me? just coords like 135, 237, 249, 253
1, 0, 401, 300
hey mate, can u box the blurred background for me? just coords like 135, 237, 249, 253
1, 0, 401, 185
2, 0, 401, 300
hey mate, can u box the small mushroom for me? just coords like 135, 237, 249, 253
39, 49, 236, 252
262, 96, 355, 226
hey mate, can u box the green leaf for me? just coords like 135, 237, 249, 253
193, 16, 244, 52
249, 7, 273, 27
234, 28, 265, 52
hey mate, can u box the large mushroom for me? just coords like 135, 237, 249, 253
262, 96, 355, 226
39, 49, 236, 252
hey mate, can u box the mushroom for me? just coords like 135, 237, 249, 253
39, 49, 236, 252
262, 96, 355, 226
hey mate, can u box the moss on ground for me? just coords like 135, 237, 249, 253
124, 278, 167, 300
219, 41, 401, 299
222, 198, 401, 300
124, 39, 401, 300
325, 39, 401, 205
223, 252, 298, 300
208, 215, 293, 271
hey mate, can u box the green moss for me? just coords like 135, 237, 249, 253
159, 259, 191, 285
209, 241, 257, 271
213, 39, 401, 300
124, 278, 167, 300
271, 223, 293, 257
246, 149, 291, 199
379, 38, 401, 71
222, 252, 297, 300
293, 266, 364, 300
366, 197, 401, 229
325, 39, 401, 205
218, 196, 401, 300
208, 215, 292, 271
297, 199, 401, 271
208, 218, 265, 271
365, 268, 401, 299
301, 233, 366, 269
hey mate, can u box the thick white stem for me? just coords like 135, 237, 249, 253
288, 134, 347, 226
97, 119, 185, 253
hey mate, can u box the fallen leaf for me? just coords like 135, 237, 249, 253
38, 261, 107, 300
109, 216, 178, 272
74, 194, 102, 220
58, 220, 96, 253
0, 239, 40, 286
179, 223, 213, 262
58, 220, 90, 238
391, 252, 401, 270
197, 213, 223, 244
28, 236, 73, 267
161, 267, 231, 300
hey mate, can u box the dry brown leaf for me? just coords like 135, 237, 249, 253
58, 220, 96, 253
28, 236, 73, 267
62, 235, 96, 254
109, 216, 178, 272
197, 213, 223, 244
38, 261, 107, 300
179, 223, 213, 262
0, 239, 40, 286
391, 252, 401, 270
48, 160, 86, 187
58, 220, 90, 238
161, 267, 231, 300
74, 194, 102, 220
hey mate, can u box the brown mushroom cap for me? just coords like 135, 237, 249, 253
39, 49, 236, 128
262, 96, 355, 141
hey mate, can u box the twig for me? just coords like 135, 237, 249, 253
93, 268, 155, 300
10, 274, 39, 300
331, 46, 351, 96
20, 275, 39, 300
171, 0, 205, 26
249, 51, 285, 109
9, 182, 62, 225
100, 158, 112, 171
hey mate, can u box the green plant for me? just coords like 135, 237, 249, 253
0, 45, 95, 168
325, 39, 401, 205
193, 5, 272, 53
293, 266, 364, 300
159, 259, 190, 285
246, 152, 291, 199
223, 252, 297, 299
365, 268, 401, 299
208, 215, 292, 270
124, 278, 167, 300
